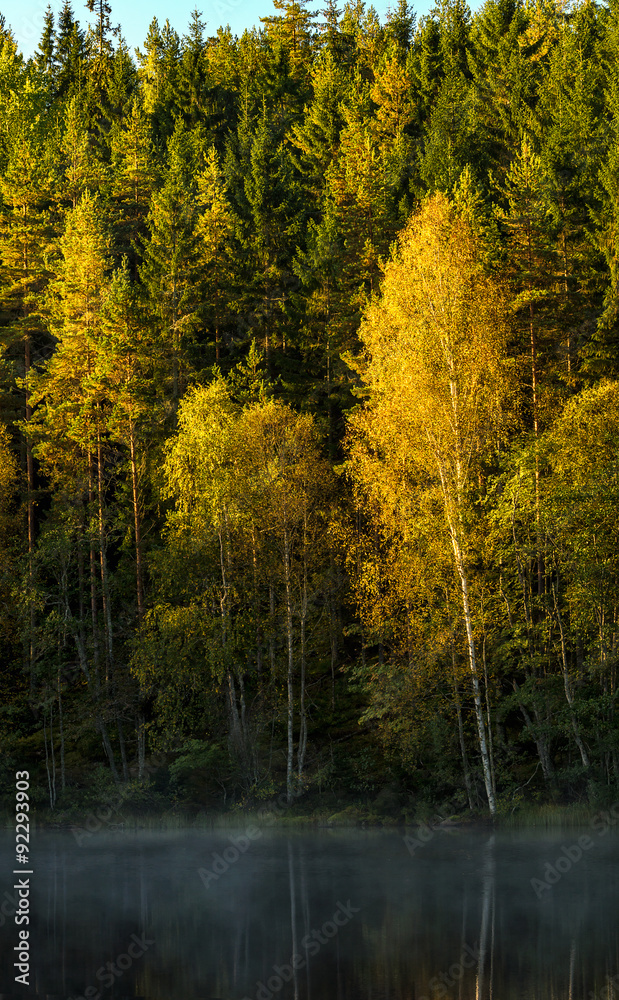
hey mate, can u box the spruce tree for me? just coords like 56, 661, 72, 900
140, 121, 199, 406
467, 0, 542, 173
179, 8, 209, 126
35, 5, 57, 85
56, 2, 87, 98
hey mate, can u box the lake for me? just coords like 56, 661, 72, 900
0, 823, 618, 999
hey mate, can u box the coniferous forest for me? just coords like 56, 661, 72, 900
1, 0, 619, 823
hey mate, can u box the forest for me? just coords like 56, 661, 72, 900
0, 0, 618, 823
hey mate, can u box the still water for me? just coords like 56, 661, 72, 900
0, 824, 618, 999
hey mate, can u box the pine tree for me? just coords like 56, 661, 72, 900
85, 0, 114, 58
260, 0, 319, 76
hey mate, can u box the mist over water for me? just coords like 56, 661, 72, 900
0, 827, 617, 999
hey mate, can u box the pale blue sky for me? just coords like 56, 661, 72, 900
2, 0, 436, 59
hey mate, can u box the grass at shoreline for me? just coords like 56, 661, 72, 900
1, 798, 613, 834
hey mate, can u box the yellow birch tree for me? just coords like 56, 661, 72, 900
346, 193, 513, 815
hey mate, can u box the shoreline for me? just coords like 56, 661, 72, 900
1, 799, 610, 834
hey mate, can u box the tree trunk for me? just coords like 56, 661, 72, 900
96, 418, 113, 684
297, 522, 308, 783
117, 715, 129, 782
98, 714, 120, 785
129, 417, 144, 620
57, 669, 66, 793
269, 584, 276, 677
25, 331, 35, 702
88, 455, 102, 683
44, 708, 54, 810
482, 635, 497, 803
553, 585, 590, 769
527, 217, 544, 598
513, 682, 556, 787
137, 712, 146, 782
284, 528, 295, 804
451, 531, 496, 816
451, 647, 474, 811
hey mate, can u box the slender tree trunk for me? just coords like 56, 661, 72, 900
527, 220, 544, 598
269, 584, 276, 677
117, 716, 129, 782
129, 417, 144, 620
57, 669, 66, 793
451, 532, 496, 816
89, 453, 119, 784
482, 635, 497, 803
451, 647, 474, 811
128, 419, 146, 781
50, 700, 56, 806
297, 521, 308, 782
98, 714, 120, 784
44, 709, 54, 810
561, 224, 572, 379
513, 682, 556, 787
96, 417, 113, 684
284, 528, 295, 804
77, 511, 87, 663
25, 331, 35, 702
552, 585, 590, 769
137, 713, 146, 782
88, 455, 101, 683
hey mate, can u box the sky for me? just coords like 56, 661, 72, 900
2, 0, 435, 60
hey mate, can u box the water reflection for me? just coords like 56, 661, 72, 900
0, 827, 617, 999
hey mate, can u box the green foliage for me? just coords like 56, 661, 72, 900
1, 0, 619, 816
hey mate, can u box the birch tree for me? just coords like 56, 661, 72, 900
346, 193, 512, 815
